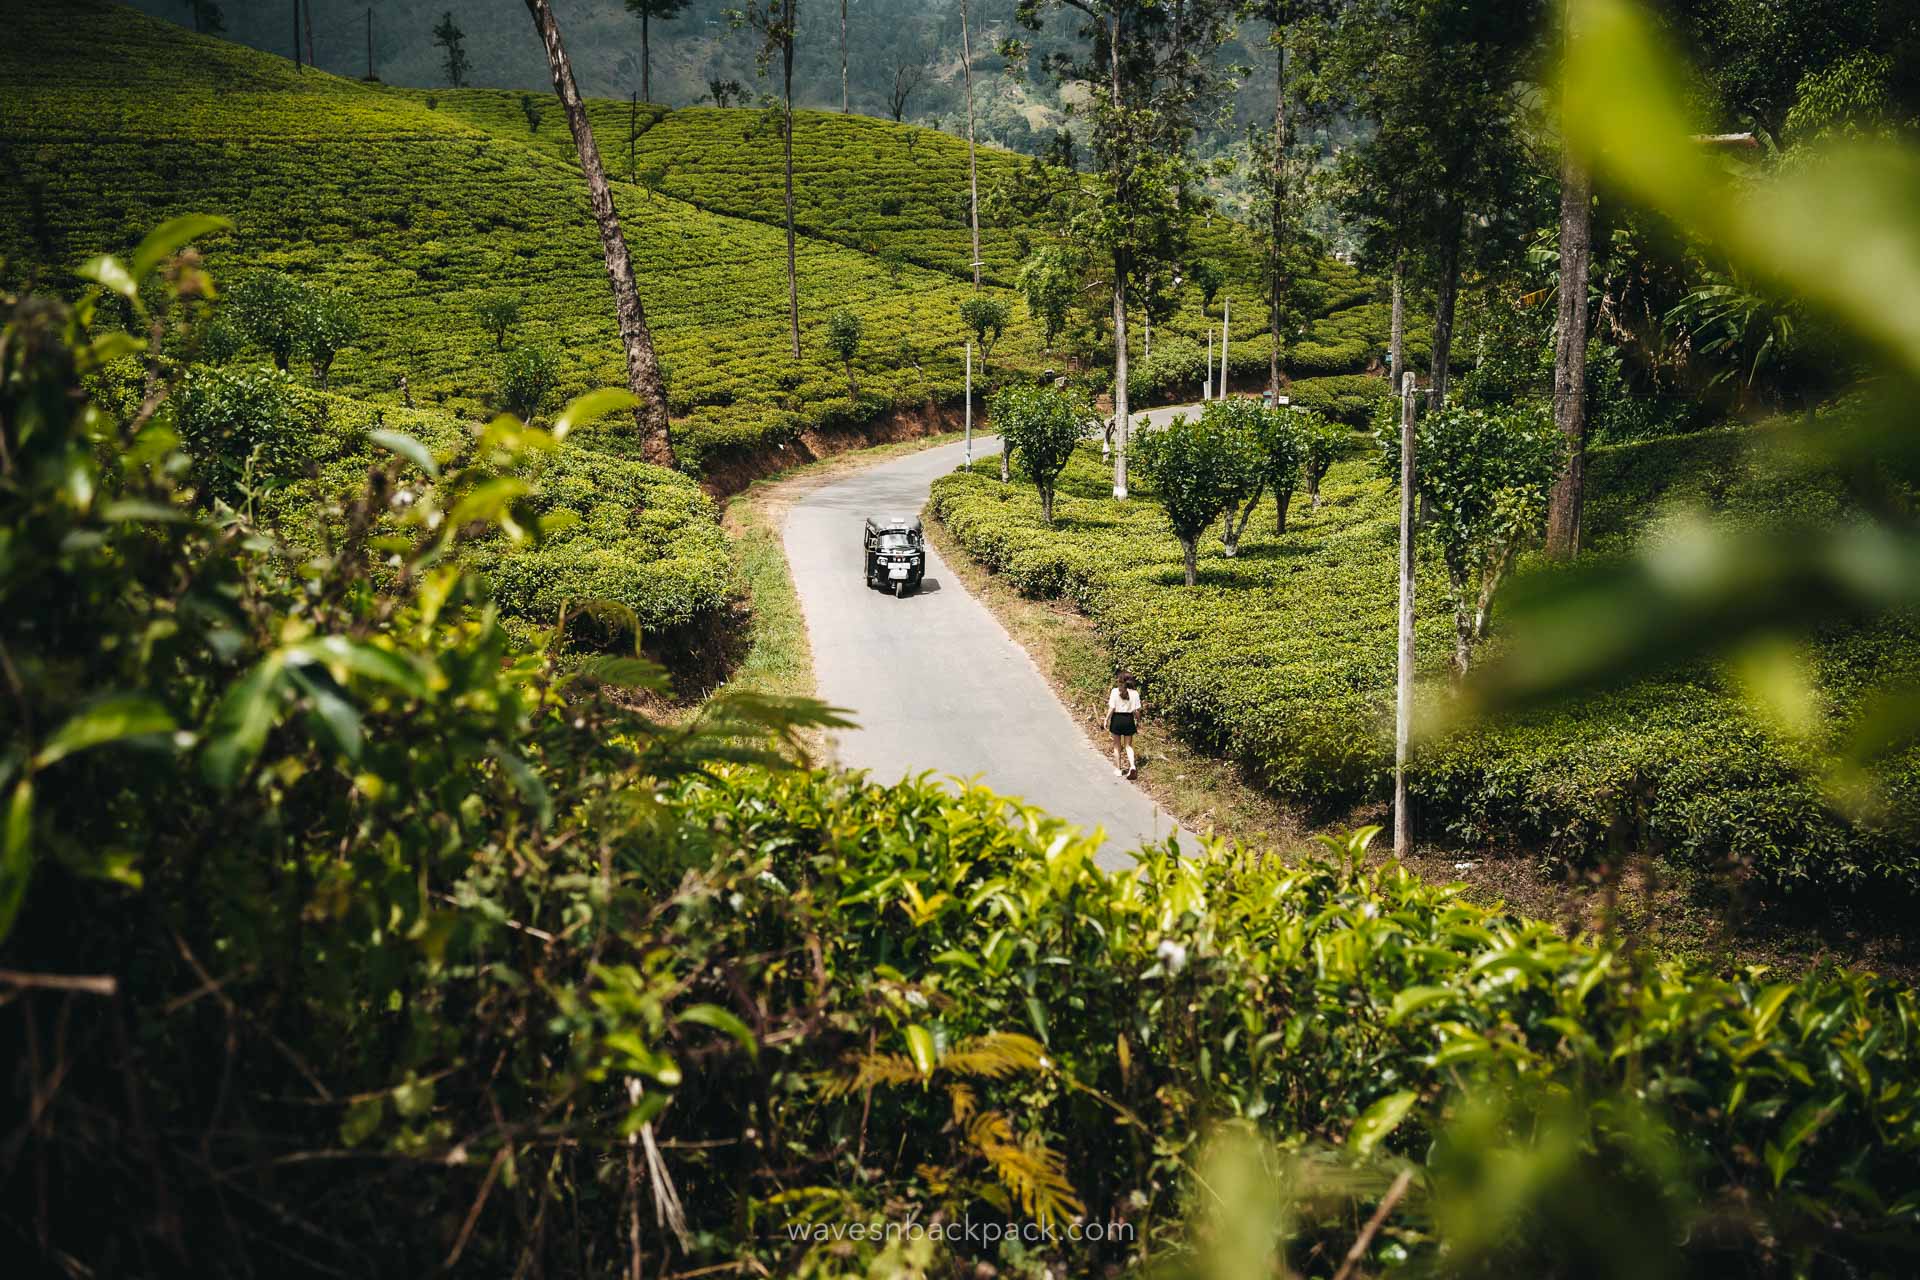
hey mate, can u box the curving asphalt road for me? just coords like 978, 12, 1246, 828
784, 415, 1202, 870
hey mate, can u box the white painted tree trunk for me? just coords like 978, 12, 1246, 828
1218, 295, 1230, 398
1206, 329, 1214, 400
1394, 371, 1417, 856
965, 340, 974, 469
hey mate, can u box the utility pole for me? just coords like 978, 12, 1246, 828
363, 8, 378, 81
840, 0, 850, 113
1218, 295, 1231, 398
292, 0, 302, 70
1205, 329, 1214, 401
1393, 371, 1417, 857
964, 340, 974, 469
304, 0, 316, 70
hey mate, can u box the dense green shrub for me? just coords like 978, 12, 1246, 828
1126, 334, 1208, 404
225, 269, 309, 371
1288, 371, 1392, 424
467, 447, 735, 642
497, 343, 558, 421
170, 363, 311, 504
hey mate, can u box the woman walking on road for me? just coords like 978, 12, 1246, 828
1107, 672, 1142, 779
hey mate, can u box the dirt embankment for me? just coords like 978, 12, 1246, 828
697, 399, 969, 499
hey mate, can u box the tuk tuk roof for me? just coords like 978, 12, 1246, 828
866, 515, 923, 534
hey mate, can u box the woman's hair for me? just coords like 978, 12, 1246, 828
1116, 671, 1134, 693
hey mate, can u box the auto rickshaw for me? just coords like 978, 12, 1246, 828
863, 515, 925, 597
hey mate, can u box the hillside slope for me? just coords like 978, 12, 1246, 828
0, 0, 1036, 474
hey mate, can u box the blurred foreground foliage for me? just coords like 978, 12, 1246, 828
1477, 0, 1920, 774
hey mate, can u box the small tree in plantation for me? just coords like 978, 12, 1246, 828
519, 92, 543, 134
1299, 411, 1344, 513
992, 382, 1092, 523
959, 294, 1010, 375
432, 11, 469, 88
1207, 399, 1271, 557
1134, 412, 1241, 586
960, 293, 1013, 477
1253, 406, 1308, 535
1385, 403, 1561, 675
826, 308, 863, 397
228, 271, 311, 372
498, 344, 560, 423
474, 292, 521, 350
879, 246, 909, 287
1016, 247, 1078, 352
1190, 258, 1225, 315
297, 290, 361, 389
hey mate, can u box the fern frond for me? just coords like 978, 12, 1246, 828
948, 1081, 977, 1126
966, 1109, 1085, 1229
940, 1032, 1049, 1080
819, 1051, 923, 1098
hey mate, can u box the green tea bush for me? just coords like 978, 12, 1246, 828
1127, 335, 1208, 404
1288, 371, 1392, 424
170, 362, 311, 504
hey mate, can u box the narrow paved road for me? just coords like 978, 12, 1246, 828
785, 424, 1200, 869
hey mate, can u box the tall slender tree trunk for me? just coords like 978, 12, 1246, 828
961, 0, 981, 289
782, 29, 801, 360
840, 0, 849, 113
1219, 294, 1230, 397
525, 0, 674, 467
304, 0, 315, 69
1546, 5, 1593, 559
1393, 371, 1417, 856
1107, 7, 1129, 500
1388, 251, 1405, 385
1267, 30, 1287, 397
1430, 208, 1463, 407
292, 0, 301, 69
1113, 248, 1131, 499
641, 12, 651, 103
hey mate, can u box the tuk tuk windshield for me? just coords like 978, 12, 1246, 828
876, 531, 915, 552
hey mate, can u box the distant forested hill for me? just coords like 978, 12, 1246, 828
126, 0, 1326, 164
129, 0, 1076, 153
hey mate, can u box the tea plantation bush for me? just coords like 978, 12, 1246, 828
9, 217, 1919, 1280
931, 431, 1920, 896
1288, 372, 1394, 424
161, 370, 740, 656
